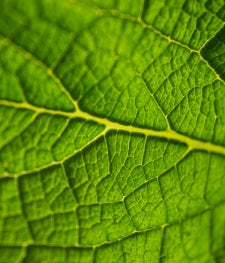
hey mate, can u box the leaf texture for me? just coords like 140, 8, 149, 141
0, 0, 225, 262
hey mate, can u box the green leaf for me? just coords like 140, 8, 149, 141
0, 0, 225, 262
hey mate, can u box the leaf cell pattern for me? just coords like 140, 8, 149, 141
0, 0, 225, 262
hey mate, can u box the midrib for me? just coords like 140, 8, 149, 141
1, 99, 225, 156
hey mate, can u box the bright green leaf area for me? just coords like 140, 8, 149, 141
0, 0, 225, 262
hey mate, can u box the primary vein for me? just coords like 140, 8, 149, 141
1, 99, 225, 156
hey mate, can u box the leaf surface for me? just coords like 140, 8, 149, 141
0, 0, 225, 262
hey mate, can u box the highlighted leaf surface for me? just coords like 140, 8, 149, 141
0, 0, 225, 262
